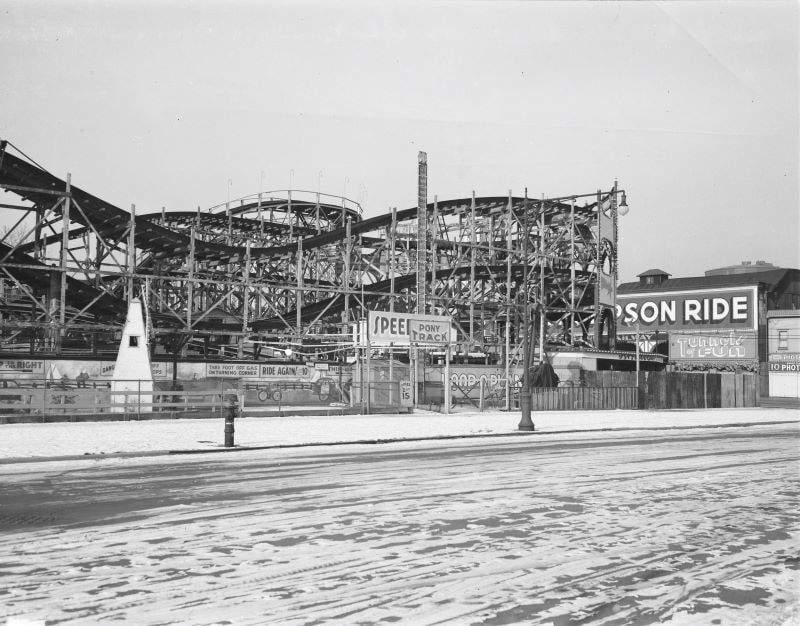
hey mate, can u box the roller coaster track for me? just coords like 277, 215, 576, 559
0, 140, 615, 358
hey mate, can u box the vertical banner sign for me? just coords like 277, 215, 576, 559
596, 190, 616, 307
417, 151, 428, 315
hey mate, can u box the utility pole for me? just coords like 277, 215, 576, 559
518, 189, 534, 431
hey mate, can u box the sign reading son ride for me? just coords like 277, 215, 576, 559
368, 311, 454, 346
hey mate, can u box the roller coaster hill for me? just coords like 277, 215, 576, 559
0, 140, 627, 376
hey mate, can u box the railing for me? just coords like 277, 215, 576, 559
0, 379, 238, 421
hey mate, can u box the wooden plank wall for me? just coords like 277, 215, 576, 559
578, 371, 758, 410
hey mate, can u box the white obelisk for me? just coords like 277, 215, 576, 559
111, 297, 153, 412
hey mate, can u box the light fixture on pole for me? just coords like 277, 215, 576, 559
617, 190, 629, 216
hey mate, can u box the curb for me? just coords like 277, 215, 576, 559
1, 419, 797, 465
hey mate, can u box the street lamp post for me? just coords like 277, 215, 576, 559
518, 189, 534, 431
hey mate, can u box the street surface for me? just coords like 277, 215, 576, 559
1, 424, 798, 625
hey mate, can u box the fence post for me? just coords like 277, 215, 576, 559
137, 379, 141, 420
479, 379, 485, 412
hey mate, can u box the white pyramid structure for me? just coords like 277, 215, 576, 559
111, 297, 153, 412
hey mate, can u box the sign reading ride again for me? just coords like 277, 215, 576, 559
616, 287, 757, 332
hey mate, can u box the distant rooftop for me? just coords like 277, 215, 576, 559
705, 261, 780, 277
636, 269, 671, 278
619, 267, 796, 295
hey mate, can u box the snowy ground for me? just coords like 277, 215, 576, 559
0, 422, 798, 625
0, 407, 798, 460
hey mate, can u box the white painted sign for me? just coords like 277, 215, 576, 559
207, 362, 260, 378
368, 311, 454, 346
0, 359, 44, 374
150, 362, 171, 379
259, 364, 314, 379
399, 380, 413, 406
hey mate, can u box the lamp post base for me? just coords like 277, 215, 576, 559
518, 390, 534, 431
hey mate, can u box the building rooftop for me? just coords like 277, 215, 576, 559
618, 268, 796, 294
636, 269, 671, 278
706, 261, 780, 276
766, 310, 800, 318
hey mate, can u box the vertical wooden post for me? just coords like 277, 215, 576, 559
594, 189, 601, 348
128, 204, 136, 305
344, 217, 351, 326
539, 197, 546, 362
444, 342, 451, 415
57, 175, 72, 353
187, 226, 195, 332
365, 328, 371, 415
389, 207, 396, 313
505, 191, 512, 411
240, 241, 251, 358
570, 198, 575, 344
296, 237, 303, 336
431, 196, 438, 310
469, 191, 476, 347
416, 151, 428, 316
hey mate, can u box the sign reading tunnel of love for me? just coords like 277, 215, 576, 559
367, 311, 455, 346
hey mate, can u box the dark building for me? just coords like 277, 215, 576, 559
616, 267, 800, 372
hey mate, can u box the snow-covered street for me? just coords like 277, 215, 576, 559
0, 407, 798, 460
0, 418, 798, 625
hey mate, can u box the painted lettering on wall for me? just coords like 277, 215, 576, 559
616, 288, 756, 331
368, 311, 453, 345
669, 332, 757, 361
769, 362, 799, 372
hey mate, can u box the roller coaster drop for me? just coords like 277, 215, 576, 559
0, 141, 624, 371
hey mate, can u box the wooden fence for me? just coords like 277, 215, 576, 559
581, 371, 758, 409
513, 371, 759, 411
0, 381, 237, 422
530, 386, 639, 411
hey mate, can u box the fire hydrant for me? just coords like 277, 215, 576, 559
224, 394, 237, 448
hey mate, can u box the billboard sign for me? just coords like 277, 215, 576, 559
769, 361, 800, 372
207, 362, 261, 378
617, 286, 757, 332
367, 311, 454, 346
669, 331, 757, 361
768, 352, 800, 362
0, 359, 44, 375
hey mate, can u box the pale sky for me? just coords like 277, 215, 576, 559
1, 0, 797, 282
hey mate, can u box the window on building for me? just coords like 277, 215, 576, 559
778, 330, 788, 350
129, 336, 139, 348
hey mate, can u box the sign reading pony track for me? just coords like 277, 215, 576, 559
616, 286, 757, 332
367, 311, 454, 346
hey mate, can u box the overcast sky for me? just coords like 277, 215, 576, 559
1, 0, 797, 282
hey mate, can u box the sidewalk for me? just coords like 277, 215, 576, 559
0, 406, 797, 461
